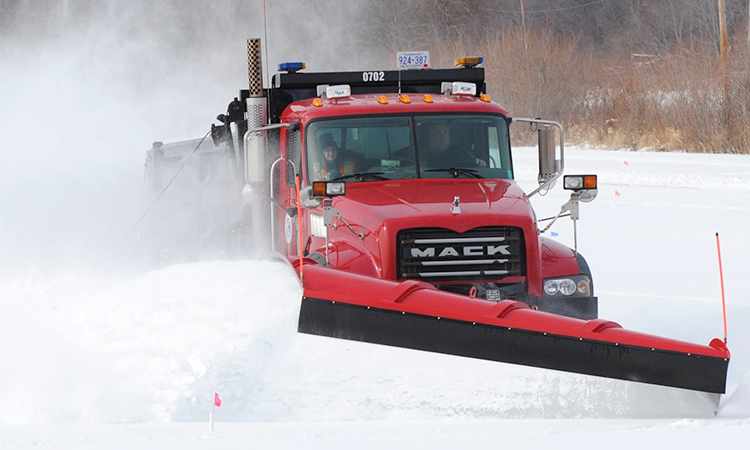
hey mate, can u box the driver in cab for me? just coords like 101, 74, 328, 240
421, 122, 487, 168
312, 133, 356, 180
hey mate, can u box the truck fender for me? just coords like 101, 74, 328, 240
539, 236, 581, 279
310, 240, 381, 279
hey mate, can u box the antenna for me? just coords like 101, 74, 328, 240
262, 0, 270, 87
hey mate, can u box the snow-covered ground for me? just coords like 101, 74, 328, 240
1, 147, 749, 448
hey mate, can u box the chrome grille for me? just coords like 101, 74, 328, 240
397, 227, 525, 281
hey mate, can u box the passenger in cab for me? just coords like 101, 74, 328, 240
313, 133, 356, 180
421, 122, 487, 168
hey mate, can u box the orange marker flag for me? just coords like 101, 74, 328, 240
615, 189, 621, 197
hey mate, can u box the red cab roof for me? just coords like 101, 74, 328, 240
281, 93, 510, 122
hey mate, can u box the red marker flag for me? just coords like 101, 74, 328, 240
623, 160, 629, 166
214, 392, 222, 408
615, 189, 621, 197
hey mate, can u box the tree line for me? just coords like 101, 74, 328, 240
4, 0, 750, 152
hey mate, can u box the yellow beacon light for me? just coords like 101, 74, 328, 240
455, 56, 484, 68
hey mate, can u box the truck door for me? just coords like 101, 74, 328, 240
275, 125, 303, 256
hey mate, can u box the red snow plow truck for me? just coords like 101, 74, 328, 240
146, 39, 729, 395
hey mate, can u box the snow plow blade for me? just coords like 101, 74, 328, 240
298, 265, 730, 394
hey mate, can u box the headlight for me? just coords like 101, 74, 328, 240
558, 279, 576, 296
543, 275, 591, 298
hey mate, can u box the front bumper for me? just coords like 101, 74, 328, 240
535, 295, 598, 320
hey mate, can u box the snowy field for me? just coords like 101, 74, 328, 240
1, 147, 749, 448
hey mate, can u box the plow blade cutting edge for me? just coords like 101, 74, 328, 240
297, 265, 730, 394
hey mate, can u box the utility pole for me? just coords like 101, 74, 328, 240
519, 0, 533, 115
719, 0, 728, 66
520, 0, 528, 52
718, 0, 730, 150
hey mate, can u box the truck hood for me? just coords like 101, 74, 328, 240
337, 178, 535, 233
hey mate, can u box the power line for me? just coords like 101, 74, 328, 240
527, 0, 608, 14
484, 0, 608, 15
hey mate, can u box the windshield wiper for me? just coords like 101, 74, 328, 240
423, 168, 484, 179
330, 172, 389, 182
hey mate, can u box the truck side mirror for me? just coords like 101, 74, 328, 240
512, 118, 564, 197
244, 131, 266, 184
538, 125, 559, 186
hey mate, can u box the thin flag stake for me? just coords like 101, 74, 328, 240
210, 392, 222, 432
715, 233, 728, 344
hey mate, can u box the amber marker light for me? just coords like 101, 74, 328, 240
583, 175, 598, 189
480, 94, 492, 102
312, 181, 327, 197
422, 94, 434, 103
376, 95, 388, 105
311, 98, 323, 107
399, 94, 411, 104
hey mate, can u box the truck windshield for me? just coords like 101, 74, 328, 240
306, 114, 511, 182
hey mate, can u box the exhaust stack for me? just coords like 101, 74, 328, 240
242, 38, 271, 256
244, 37, 269, 185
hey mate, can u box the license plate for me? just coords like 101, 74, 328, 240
486, 289, 502, 302
397, 51, 430, 69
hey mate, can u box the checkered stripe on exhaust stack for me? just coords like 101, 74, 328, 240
247, 38, 263, 97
